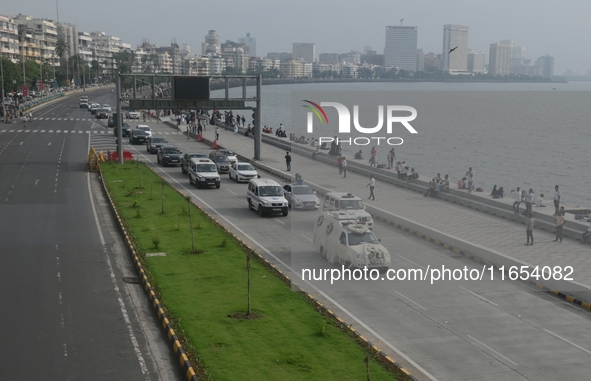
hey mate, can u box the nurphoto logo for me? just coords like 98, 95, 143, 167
303, 100, 418, 146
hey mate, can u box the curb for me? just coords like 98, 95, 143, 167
97, 165, 199, 381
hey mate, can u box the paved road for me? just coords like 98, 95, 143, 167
119, 119, 591, 381
0, 91, 182, 381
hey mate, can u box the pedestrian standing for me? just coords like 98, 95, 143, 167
512, 187, 522, 214
524, 189, 534, 216
342, 157, 347, 178
525, 213, 535, 245
28, 111, 33, 122
241, 116, 246, 127
186, 125, 190, 140
581, 222, 591, 244
388, 148, 395, 169
337, 156, 343, 174
467, 167, 474, 192
285, 152, 291, 171
215, 127, 220, 141
197, 123, 203, 135
554, 211, 565, 243
369, 147, 377, 167
367, 176, 375, 200
233, 124, 238, 134
553, 185, 561, 215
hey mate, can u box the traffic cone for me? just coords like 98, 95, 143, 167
213, 140, 218, 149
197, 133, 203, 142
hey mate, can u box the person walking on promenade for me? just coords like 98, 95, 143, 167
342, 157, 348, 178
388, 148, 395, 169
215, 127, 220, 141
241, 116, 246, 127
285, 152, 291, 171
337, 156, 344, 175
524, 188, 534, 216
553, 185, 561, 215
367, 176, 375, 201
554, 211, 565, 243
467, 167, 474, 192
581, 222, 591, 244
525, 213, 535, 245
28, 111, 33, 122
512, 187, 522, 214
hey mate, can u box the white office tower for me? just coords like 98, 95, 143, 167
384, 26, 418, 71
442, 24, 469, 73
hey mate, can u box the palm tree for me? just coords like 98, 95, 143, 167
55, 39, 69, 86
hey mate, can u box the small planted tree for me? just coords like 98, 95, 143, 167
187, 196, 196, 253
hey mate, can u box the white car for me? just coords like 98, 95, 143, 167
102, 104, 112, 112
229, 162, 259, 182
126, 110, 140, 119
136, 125, 152, 137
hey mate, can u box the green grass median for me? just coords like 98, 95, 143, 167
101, 161, 399, 381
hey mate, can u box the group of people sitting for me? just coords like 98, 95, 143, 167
275, 125, 287, 137
262, 126, 273, 134
424, 174, 450, 197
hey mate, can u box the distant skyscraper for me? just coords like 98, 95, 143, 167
238, 33, 256, 57
489, 43, 512, 76
384, 26, 418, 71
537, 55, 554, 77
467, 50, 486, 73
442, 24, 469, 72
293, 43, 315, 63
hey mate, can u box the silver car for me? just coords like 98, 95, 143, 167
283, 184, 320, 210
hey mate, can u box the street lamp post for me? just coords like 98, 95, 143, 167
1, 54, 6, 123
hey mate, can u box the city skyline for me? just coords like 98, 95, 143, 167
1, 0, 587, 74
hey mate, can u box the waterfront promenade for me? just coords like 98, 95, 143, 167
164, 117, 591, 305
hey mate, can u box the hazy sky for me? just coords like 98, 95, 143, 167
5, 0, 590, 74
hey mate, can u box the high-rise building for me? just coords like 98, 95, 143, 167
442, 24, 469, 73
416, 49, 424, 72
489, 42, 512, 76
467, 50, 486, 73
292, 43, 315, 63
204, 30, 220, 55
238, 33, 256, 57
384, 26, 418, 71
0, 14, 20, 61
56, 22, 79, 60
537, 55, 554, 77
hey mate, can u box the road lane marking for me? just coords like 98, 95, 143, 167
459, 286, 498, 307
391, 289, 428, 310
467, 335, 518, 366
300, 234, 313, 242
273, 218, 286, 225
226, 189, 237, 196
544, 329, 591, 357
48, 142, 51, 146
58, 292, 62, 304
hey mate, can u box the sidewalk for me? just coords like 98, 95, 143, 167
161, 118, 591, 302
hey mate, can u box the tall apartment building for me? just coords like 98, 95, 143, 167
238, 33, 256, 57
467, 50, 486, 73
0, 14, 20, 61
537, 55, 554, 77
489, 42, 512, 76
384, 26, 418, 71
442, 24, 469, 73
292, 43, 315, 63
56, 22, 79, 61
14, 15, 58, 63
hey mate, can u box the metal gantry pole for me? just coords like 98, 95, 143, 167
116, 72, 123, 163
254, 74, 262, 160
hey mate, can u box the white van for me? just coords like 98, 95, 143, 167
247, 178, 289, 217
313, 211, 390, 271
323, 192, 373, 229
188, 158, 220, 189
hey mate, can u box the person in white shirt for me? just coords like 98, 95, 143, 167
525, 214, 535, 245
534, 193, 546, 207
342, 157, 347, 178
467, 167, 474, 192
512, 187, 522, 214
366, 176, 375, 200
581, 223, 591, 244
553, 185, 561, 215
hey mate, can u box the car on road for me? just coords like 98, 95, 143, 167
89, 103, 100, 114
136, 125, 152, 138
247, 178, 289, 217
126, 110, 140, 119
79, 98, 89, 108
102, 104, 112, 112
157, 145, 182, 167
95, 108, 109, 119
146, 137, 168, 154
216, 149, 238, 164
209, 153, 231, 173
129, 129, 148, 144
113, 122, 131, 137
283, 183, 320, 210
188, 158, 220, 189
181, 152, 208, 174
323, 192, 373, 229
228, 162, 259, 182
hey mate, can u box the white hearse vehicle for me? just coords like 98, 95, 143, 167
247, 178, 289, 217
313, 211, 390, 271
323, 192, 373, 229
188, 158, 221, 189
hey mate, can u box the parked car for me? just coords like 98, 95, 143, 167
188, 158, 220, 189
181, 152, 209, 174
157, 145, 182, 167
146, 137, 168, 154
228, 162, 259, 182
126, 110, 140, 119
102, 104, 112, 112
113, 122, 131, 137
209, 153, 231, 173
129, 129, 148, 144
136, 125, 152, 138
95, 108, 109, 119
283, 183, 320, 210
